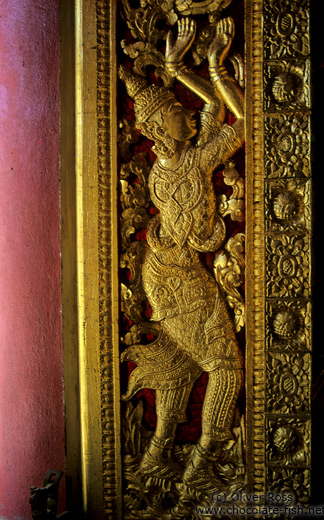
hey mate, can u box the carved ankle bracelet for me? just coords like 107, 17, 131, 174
151, 434, 174, 450
195, 442, 220, 462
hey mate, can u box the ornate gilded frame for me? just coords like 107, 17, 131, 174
61, 0, 312, 517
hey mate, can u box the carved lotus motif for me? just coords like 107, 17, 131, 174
272, 71, 303, 104
268, 419, 309, 466
272, 310, 301, 339
273, 426, 306, 465
273, 426, 298, 453
273, 190, 301, 221
266, 300, 310, 351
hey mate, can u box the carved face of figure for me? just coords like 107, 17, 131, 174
160, 100, 197, 141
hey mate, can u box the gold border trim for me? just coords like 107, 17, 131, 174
61, 0, 83, 512
245, 0, 266, 494
97, 2, 123, 518
75, 0, 104, 514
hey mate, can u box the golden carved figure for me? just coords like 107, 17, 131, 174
119, 16, 244, 495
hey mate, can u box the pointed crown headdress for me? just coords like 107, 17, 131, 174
119, 65, 175, 125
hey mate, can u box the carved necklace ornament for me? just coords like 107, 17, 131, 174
118, 2, 246, 515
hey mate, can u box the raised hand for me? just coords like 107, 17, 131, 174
165, 18, 196, 75
208, 17, 234, 69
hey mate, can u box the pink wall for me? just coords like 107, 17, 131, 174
0, 1, 65, 518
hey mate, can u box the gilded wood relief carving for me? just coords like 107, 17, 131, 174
75, 0, 312, 517
116, 1, 248, 517
262, 0, 311, 508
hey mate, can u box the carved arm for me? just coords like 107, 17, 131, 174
165, 18, 225, 129
207, 17, 244, 136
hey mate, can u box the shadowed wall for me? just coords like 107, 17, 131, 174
0, 0, 65, 517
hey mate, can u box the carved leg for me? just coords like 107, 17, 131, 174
183, 367, 243, 493
201, 367, 243, 442
140, 384, 193, 480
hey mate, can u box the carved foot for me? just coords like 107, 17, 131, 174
140, 450, 183, 481
183, 459, 225, 495
182, 442, 225, 495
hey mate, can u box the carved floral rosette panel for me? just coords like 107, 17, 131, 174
85, 0, 312, 517
263, 0, 311, 505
